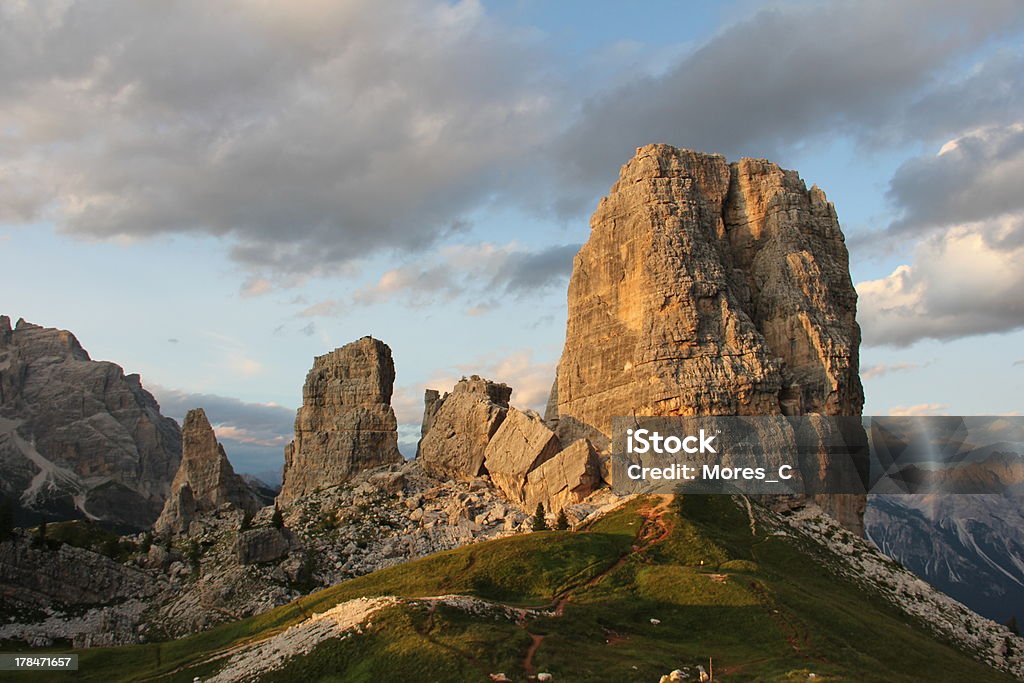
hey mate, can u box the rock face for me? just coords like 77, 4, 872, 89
154, 409, 261, 535
0, 538, 161, 609
417, 376, 511, 480
547, 145, 865, 532
235, 527, 294, 565
0, 316, 181, 527
524, 439, 601, 514
483, 408, 561, 503
278, 337, 402, 507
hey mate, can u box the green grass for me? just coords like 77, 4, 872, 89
8, 496, 1015, 682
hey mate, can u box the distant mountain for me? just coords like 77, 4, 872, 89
867, 493, 1024, 626
0, 316, 181, 528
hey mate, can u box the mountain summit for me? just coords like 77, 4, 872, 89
546, 145, 865, 531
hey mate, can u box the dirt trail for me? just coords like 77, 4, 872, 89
521, 495, 674, 675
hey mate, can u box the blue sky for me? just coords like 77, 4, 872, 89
2, 0, 1022, 481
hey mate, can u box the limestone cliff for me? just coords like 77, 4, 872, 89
0, 316, 181, 527
547, 145, 865, 532
277, 337, 402, 506
154, 408, 261, 535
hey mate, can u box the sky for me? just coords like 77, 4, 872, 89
1, 0, 1023, 482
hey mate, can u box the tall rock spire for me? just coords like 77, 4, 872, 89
155, 408, 260, 535
547, 144, 865, 532
277, 337, 402, 507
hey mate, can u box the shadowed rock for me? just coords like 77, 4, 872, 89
417, 376, 511, 480
155, 408, 261, 535
278, 337, 402, 506
0, 315, 181, 527
483, 408, 561, 503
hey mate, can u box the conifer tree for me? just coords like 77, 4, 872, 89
556, 508, 570, 531
0, 501, 13, 542
532, 502, 548, 531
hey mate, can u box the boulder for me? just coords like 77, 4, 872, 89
278, 337, 402, 506
483, 408, 561, 503
417, 376, 511, 480
235, 527, 293, 565
524, 439, 600, 513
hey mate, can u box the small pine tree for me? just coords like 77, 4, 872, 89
556, 509, 570, 531
239, 511, 253, 531
1007, 615, 1020, 636
532, 503, 548, 532
139, 531, 153, 554
271, 505, 284, 530
0, 500, 13, 542
33, 519, 48, 548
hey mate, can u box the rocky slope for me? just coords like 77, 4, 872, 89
0, 316, 181, 527
0, 456, 626, 646
154, 408, 261, 535
867, 493, 1024, 629
40, 495, 1023, 682
278, 337, 403, 506
545, 145, 865, 532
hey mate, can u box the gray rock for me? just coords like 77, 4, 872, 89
417, 376, 511, 480
0, 316, 181, 527
236, 528, 293, 565
155, 408, 261, 535
278, 337, 403, 506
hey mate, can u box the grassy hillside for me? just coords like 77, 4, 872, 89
11, 496, 1014, 682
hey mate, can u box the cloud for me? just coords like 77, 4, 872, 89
151, 386, 295, 476
555, 1, 1024, 193
151, 386, 294, 448
393, 348, 556, 428
901, 49, 1024, 142
6, 0, 1019, 283
308, 242, 579, 314
885, 122, 1024, 240
0, 0, 564, 274
888, 403, 950, 417
241, 278, 274, 298
857, 219, 1024, 346
861, 362, 928, 380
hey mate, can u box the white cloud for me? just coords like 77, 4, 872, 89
393, 348, 556, 429
240, 277, 273, 298
886, 122, 1024, 240
0, 0, 564, 274
857, 218, 1024, 346
888, 403, 950, 416
305, 242, 579, 315
861, 362, 928, 379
